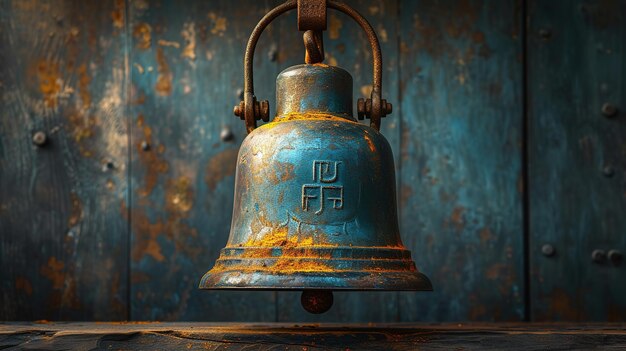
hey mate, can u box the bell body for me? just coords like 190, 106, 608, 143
200, 64, 432, 291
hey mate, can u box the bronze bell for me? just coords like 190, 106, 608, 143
200, 0, 432, 314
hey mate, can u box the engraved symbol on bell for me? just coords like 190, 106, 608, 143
302, 160, 344, 214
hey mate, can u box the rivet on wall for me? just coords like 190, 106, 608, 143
591, 249, 607, 263
608, 250, 623, 266
32, 131, 47, 147
541, 244, 556, 257
141, 141, 151, 151
538, 28, 551, 40
220, 126, 234, 142
601, 103, 618, 118
102, 159, 115, 172
602, 165, 615, 177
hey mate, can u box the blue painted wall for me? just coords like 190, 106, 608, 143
0, 0, 624, 322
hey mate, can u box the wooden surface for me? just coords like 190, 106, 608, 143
0, 0, 625, 323
1, 323, 626, 350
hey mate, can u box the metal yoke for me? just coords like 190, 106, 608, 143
232, 0, 392, 133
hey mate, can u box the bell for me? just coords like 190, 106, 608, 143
200, 0, 431, 314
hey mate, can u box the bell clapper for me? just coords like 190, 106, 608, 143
301, 290, 334, 314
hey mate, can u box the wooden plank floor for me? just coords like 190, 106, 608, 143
1, 323, 625, 350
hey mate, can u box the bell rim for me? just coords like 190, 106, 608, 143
199, 270, 433, 291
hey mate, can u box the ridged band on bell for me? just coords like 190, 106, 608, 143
200, 63, 432, 291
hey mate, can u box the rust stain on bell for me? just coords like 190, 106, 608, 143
200, 0, 431, 314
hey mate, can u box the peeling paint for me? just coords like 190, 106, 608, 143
479, 227, 493, 243
181, 22, 196, 61
157, 39, 180, 48
166, 177, 194, 213
360, 85, 373, 97
325, 52, 338, 67
136, 114, 169, 196
449, 206, 465, 231
66, 110, 96, 157
377, 25, 388, 43
328, 14, 342, 40
77, 64, 91, 108
111, 0, 124, 29
208, 12, 227, 36
124, 193, 201, 264
267, 161, 295, 185
36, 60, 63, 108
399, 184, 413, 209
155, 47, 172, 96
68, 192, 83, 227
133, 23, 152, 50
40, 257, 65, 289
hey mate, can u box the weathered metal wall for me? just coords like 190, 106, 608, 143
0, 0, 624, 322
527, 0, 626, 321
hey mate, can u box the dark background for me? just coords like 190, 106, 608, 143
0, 0, 624, 322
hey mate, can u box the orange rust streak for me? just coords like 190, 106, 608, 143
155, 47, 172, 96
15, 277, 33, 296
165, 177, 194, 213
133, 23, 152, 49
129, 205, 200, 263
136, 114, 169, 196
241, 225, 338, 249
37, 60, 62, 108
364, 134, 376, 152
68, 192, 83, 227
77, 64, 91, 107
273, 112, 358, 123
40, 257, 65, 289
66, 111, 96, 157
211, 259, 334, 274
267, 162, 295, 184
111, 0, 125, 29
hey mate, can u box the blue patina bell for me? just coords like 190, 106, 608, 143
200, 0, 431, 314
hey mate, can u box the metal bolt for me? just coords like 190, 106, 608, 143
539, 29, 551, 39
233, 101, 245, 120
608, 250, 623, 265
541, 244, 556, 257
32, 131, 47, 146
140, 141, 150, 151
601, 103, 618, 117
357, 98, 366, 120
603, 165, 615, 177
102, 160, 115, 172
54, 15, 63, 26
384, 101, 393, 115
220, 126, 234, 142
591, 249, 607, 263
